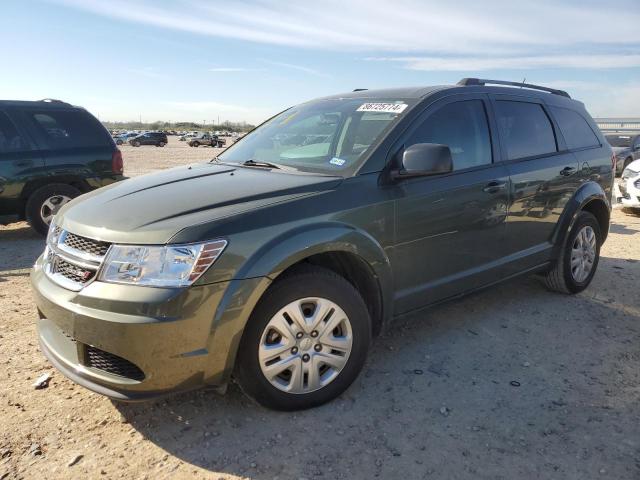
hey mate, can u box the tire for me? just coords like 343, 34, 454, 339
116, 139, 123, 145
25, 183, 81, 236
192, 141, 199, 147
235, 266, 371, 410
132, 140, 140, 147
544, 211, 601, 294
157, 141, 166, 147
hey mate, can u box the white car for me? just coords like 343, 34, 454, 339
614, 158, 640, 208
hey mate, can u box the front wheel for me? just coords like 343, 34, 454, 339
544, 211, 601, 294
157, 141, 166, 147
235, 266, 371, 410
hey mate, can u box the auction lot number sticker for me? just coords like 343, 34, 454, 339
357, 103, 408, 113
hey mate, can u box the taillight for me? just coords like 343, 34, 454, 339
112, 148, 123, 175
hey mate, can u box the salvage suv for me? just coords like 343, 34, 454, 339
31, 79, 613, 410
0, 99, 124, 235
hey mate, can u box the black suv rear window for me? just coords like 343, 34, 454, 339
0, 111, 27, 153
28, 109, 110, 149
495, 101, 557, 160
550, 106, 599, 150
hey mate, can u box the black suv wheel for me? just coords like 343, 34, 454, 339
235, 266, 371, 410
545, 211, 601, 294
25, 184, 81, 235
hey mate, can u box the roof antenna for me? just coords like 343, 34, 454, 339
520, 78, 526, 89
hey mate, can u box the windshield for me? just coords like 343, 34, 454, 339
606, 135, 632, 147
218, 98, 413, 175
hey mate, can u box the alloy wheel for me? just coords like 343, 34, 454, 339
40, 194, 71, 225
570, 225, 597, 283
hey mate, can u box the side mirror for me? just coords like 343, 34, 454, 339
392, 143, 453, 179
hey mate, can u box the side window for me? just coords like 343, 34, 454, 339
494, 101, 557, 160
549, 106, 599, 150
407, 100, 492, 170
28, 109, 109, 148
0, 112, 27, 153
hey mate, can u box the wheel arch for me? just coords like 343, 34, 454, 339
238, 222, 394, 336
552, 181, 611, 251
20, 176, 90, 215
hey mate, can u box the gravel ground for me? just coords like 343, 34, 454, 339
0, 143, 638, 479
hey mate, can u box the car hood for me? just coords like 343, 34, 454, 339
56, 162, 342, 244
612, 146, 631, 155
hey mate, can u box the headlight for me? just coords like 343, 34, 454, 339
46, 218, 61, 246
99, 240, 227, 287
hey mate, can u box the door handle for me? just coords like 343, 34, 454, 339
560, 166, 576, 176
482, 181, 507, 194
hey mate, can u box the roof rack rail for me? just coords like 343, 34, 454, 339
38, 98, 69, 104
457, 78, 570, 98
353, 88, 368, 92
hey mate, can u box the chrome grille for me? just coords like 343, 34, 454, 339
63, 232, 110, 257
85, 346, 145, 381
51, 255, 96, 284
44, 227, 109, 291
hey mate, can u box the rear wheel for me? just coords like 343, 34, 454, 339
157, 141, 166, 147
544, 211, 601, 294
192, 141, 199, 147
132, 140, 141, 147
235, 266, 371, 410
25, 183, 81, 235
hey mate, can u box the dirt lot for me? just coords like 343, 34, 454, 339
0, 143, 639, 479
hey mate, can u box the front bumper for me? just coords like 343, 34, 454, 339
614, 179, 640, 207
31, 255, 270, 401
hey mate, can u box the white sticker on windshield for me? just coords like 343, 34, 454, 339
357, 103, 408, 114
329, 157, 346, 166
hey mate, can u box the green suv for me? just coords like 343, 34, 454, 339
31, 79, 613, 410
0, 99, 124, 234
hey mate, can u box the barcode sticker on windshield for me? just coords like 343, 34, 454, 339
357, 103, 408, 114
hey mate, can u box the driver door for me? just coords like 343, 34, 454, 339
392, 94, 511, 314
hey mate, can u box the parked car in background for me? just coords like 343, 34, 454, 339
31, 79, 613, 410
113, 132, 138, 145
0, 99, 124, 235
179, 133, 196, 141
614, 158, 640, 209
606, 134, 640, 176
129, 131, 167, 147
188, 133, 225, 147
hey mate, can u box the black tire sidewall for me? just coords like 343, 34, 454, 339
562, 212, 601, 293
25, 184, 81, 235
235, 268, 371, 410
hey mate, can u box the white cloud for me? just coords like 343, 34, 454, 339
368, 54, 640, 71
261, 61, 330, 78
49, 0, 640, 55
208, 67, 262, 73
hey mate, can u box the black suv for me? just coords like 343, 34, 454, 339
31, 79, 613, 410
0, 99, 124, 235
129, 131, 168, 147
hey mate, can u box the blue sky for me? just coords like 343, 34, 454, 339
1, 0, 639, 124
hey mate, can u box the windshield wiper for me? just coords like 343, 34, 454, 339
242, 159, 281, 169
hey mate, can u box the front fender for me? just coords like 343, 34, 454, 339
552, 180, 611, 249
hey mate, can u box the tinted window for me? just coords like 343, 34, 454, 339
495, 101, 557, 160
407, 100, 492, 170
0, 112, 27, 153
550, 106, 599, 150
28, 109, 109, 148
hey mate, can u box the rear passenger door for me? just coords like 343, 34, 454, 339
490, 95, 580, 271
20, 108, 114, 185
0, 110, 44, 216
393, 94, 511, 313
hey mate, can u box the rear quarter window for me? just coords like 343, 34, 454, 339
549, 106, 600, 150
27, 109, 111, 149
494, 101, 557, 160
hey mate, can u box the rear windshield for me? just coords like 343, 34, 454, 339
218, 98, 414, 175
27, 109, 111, 148
606, 135, 633, 147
